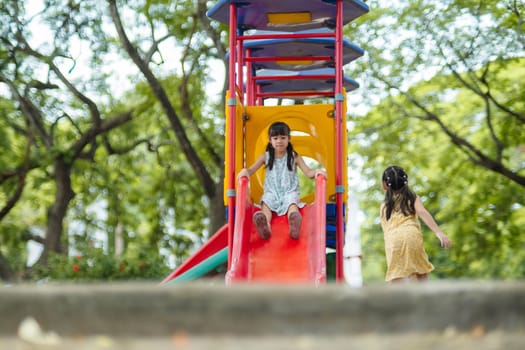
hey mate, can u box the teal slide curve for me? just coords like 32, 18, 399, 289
166, 247, 228, 284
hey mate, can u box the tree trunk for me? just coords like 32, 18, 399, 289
37, 157, 75, 266
208, 182, 226, 237
0, 251, 14, 281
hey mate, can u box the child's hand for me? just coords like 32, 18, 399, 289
436, 232, 452, 249
314, 170, 327, 179
237, 168, 249, 180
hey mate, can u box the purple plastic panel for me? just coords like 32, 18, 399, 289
255, 68, 359, 98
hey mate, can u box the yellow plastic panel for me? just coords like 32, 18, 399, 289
267, 12, 312, 25
276, 60, 314, 66
241, 104, 347, 204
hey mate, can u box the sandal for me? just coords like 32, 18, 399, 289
253, 212, 271, 239
288, 212, 302, 239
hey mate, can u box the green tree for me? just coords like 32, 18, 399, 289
108, 0, 228, 233
0, 0, 228, 280
348, 0, 525, 281
0, 1, 133, 272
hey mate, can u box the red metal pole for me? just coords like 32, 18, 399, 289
246, 49, 254, 105
256, 84, 262, 106
246, 55, 332, 64
252, 74, 335, 81
238, 32, 333, 40
335, 0, 345, 282
237, 32, 244, 104
227, 3, 237, 269
256, 91, 336, 99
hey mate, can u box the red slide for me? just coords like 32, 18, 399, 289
226, 175, 327, 284
161, 224, 228, 284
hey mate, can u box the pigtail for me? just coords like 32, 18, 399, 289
398, 185, 416, 217
383, 188, 396, 221
266, 143, 275, 170
286, 143, 296, 171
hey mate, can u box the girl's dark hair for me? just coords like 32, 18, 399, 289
382, 165, 416, 220
266, 121, 296, 171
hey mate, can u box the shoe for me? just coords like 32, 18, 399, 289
288, 212, 302, 239
253, 212, 271, 239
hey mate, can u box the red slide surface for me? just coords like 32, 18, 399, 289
226, 175, 327, 284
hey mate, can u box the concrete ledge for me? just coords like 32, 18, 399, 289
0, 281, 524, 336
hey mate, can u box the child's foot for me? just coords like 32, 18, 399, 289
253, 212, 271, 239
288, 212, 302, 239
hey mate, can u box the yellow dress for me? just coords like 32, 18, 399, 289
380, 203, 434, 282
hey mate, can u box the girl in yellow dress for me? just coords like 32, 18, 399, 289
380, 165, 452, 283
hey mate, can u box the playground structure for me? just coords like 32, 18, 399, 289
162, 0, 369, 284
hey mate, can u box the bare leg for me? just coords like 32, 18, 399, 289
415, 273, 428, 282
287, 204, 302, 239
288, 204, 299, 215
260, 203, 272, 225
389, 274, 428, 284
389, 277, 410, 284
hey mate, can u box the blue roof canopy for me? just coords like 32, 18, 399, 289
207, 0, 369, 31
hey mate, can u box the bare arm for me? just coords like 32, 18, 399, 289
415, 196, 452, 248
295, 154, 326, 179
237, 154, 266, 179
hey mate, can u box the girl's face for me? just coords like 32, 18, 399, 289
270, 134, 290, 154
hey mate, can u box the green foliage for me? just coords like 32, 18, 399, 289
348, 0, 525, 282
350, 64, 525, 281
1, 0, 225, 281
0, 224, 29, 278
2, 0, 522, 284
33, 240, 170, 281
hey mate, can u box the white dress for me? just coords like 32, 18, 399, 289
261, 152, 305, 216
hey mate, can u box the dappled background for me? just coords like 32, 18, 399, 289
0, 0, 523, 282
